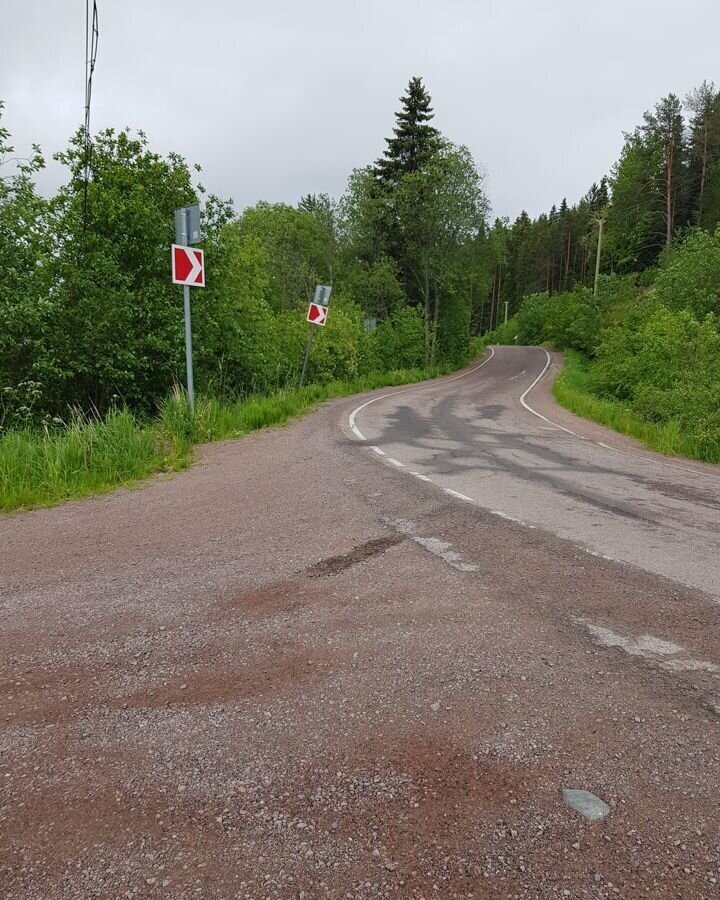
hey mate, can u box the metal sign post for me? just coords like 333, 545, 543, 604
300, 285, 332, 387
174, 204, 202, 412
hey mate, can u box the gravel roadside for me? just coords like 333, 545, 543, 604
2, 380, 720, 899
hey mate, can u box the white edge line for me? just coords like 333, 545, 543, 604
519, 348, 720, 480
387, 458, 405, 468
348, 346, 496, 441
519, 348, 583, 438
370, 446, 385, 456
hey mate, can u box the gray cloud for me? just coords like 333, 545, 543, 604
2, 0, 718, 219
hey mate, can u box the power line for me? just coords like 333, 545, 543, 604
83, 0, 99, 232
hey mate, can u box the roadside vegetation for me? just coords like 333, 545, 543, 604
0, 80, 488, 511
0, 365, 458, 512
3, 77, 720, 510
481, 83, 720, 464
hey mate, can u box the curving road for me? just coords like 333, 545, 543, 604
349, 344, 720, 598
5, 345, 720, 898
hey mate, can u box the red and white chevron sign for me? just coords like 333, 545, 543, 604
307, 302, 328, 326
171, 244, 205, 287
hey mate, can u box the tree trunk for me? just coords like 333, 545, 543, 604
423, 268, 431, 366
497, 268, 503, 324
489, 265, 498, 332
665, 139, 674, 251
430, 281, 440, 366
564, 230, 572, 288
699, 116, 709, 223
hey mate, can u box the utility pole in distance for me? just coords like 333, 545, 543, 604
504, 300, 509, 325
593, 213, 606, 297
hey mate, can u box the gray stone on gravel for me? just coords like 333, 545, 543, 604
562, 788, 610, 821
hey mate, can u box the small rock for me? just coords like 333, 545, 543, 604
562, 788, 610, 822
385, 861, 397, 871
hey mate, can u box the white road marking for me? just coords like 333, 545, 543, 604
574, 617, 719, 675
520, 349, 584, 438
490, 509, 535, 528
348, 346, 496, 441
371, 446, 385, 456
391, 519, 480, 573
387, 458, 405, 468
583, 548, 616, 562
410, 472, 433, 482
519, 348, 719, 481
444, 488, 474, 502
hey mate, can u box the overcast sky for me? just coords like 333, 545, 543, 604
2, 0, 719, 220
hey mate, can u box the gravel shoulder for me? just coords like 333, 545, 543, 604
2, 366, 720, 899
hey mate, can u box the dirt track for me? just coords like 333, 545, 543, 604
2, 348, 720, 899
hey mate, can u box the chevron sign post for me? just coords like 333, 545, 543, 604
171, 245, 205, 286
173, 204, 204, 412
300, 285, 332, 387
306, 301, 328, 325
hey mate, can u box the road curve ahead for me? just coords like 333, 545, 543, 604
350, 344, 720, 598
5, 345, 720, 898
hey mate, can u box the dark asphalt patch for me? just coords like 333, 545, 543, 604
305, 535, 404, 577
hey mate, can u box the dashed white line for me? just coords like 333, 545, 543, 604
387, 458, 405, 468
490, 509, 535, 528
410, 472, 432, 482
574, 616, 720, 678
371, 446, 385, 456
390, 519, 480, 573
443, 488, 474, 503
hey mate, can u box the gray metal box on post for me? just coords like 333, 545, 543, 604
175, 204, 202, 245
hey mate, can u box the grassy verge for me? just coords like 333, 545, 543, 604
553, 349, 715, 462
0, 364, 457, 513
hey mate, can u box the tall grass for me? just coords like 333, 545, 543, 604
553, 350, 716, 463
0, 364, 457, 513
0, 409, 184, 512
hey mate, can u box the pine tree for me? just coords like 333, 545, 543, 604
642, 93, 686, 250
685, 81, 720, 227
374, 77, 440, 188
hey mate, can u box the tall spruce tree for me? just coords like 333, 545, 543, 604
373, 77, 440, 189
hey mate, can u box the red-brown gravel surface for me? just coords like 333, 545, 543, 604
3, 353, 720, 899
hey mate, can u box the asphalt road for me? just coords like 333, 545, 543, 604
350, 344, 720, 598
3, 347, 720, 899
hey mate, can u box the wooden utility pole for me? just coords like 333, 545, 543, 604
593, 215, 605, 297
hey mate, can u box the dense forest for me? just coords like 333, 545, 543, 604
2, 76, 720, 467
496, 82, 720, 461
483, 82, 720, 327
0, 78, 489, 428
